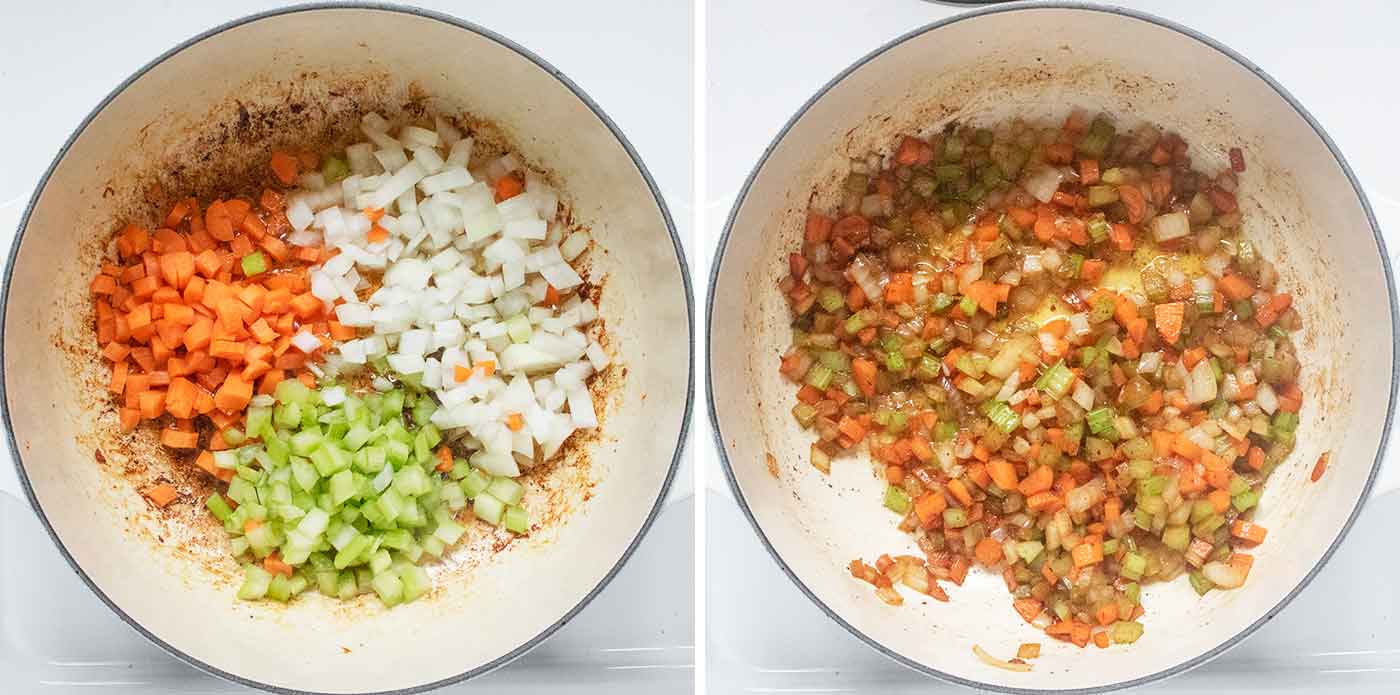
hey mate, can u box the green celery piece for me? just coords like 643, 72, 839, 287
1016, 541, 1044, 564
1036, 361, 1074, 400
884, 485, 911, 514
474, 494, 506, 525
398, 564, 432, 603
485, 477, 524, 505
290, 458, 320, 493
334, 534, 372, 569
462, 469, 490, 498
1120, 552, 1147, 580
206, 494, 234, 522
503, 506, 530, 534
276, 402, 302, 429
246, 406, 273, 439
266, 573, 292, 602
329, 470, 357, 506
433, 518, 467, 545
368, 548, 393, 575
371, 571, 404, 607
396, 499, 427, 528
237, 565, 273, 600
1112, 621, 1144, 644
984, 401, 1020, 434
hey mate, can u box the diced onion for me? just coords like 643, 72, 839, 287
1152, 211, 1191, 242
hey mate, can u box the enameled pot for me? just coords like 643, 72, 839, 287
708, 3, 1396, 691
2, 4, 692, 693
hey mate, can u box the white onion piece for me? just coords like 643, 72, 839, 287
1022, 165, 1065, 203
1186, 359, 1218, 405
291, 330, 322, 354
1152, 211, 1191, 242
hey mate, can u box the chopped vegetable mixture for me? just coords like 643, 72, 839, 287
90, 112, 605, 607
778, 112, 1304, 648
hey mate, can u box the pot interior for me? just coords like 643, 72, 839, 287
5, 7, 689, 693
711, 7, 1391, 691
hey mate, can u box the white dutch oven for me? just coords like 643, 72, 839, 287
708, 3, 1396, 692
1, 4, 691, 694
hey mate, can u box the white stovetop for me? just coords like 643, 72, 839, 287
0, 1, 693, 693
703, 0, 1400, 692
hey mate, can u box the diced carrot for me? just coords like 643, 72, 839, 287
160, 427, 199, 449
1154, 302, 1184, 345
435, 445, 456, 473
883, 272, 914, 303
165, 377, 197, 419
1013, 598, 1043, 624
205, 200, 235, 241
975, 537, 1004, 566
1017, 465, 1053, 497
1026, 491, 1062, 512
1255, 293, 1293, 328
506, 413, 524, 432
947, 478, 974, 507
1218, 274, 1254, 301
1080, 258, 1106, 283
851, 358, 877, 397
290, 292, 323, 319
1311, 451, 1330, 482
142, 483, 180, 508
1095, 602, 1119, 626
269, 151, 299, 185
262, 553, 295, 578
101, 342, 131, 362
1078, 159, 1100, 185
1118, 184, 1146, 223
108, 361, 130, 394
213, 374, 253, 413
1207, 488, 1232, 513
1231, 520, 1268, 545
914, 491, 947, 525
1093, 631, 1111, 649
1071, 540, 1103, 568
987, 458, 1019, 491
494, 174, 524, 202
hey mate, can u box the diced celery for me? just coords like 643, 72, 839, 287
943, 508, 968, 528
462, 469, 490, 498
1111, 621, 1144, 644
1120, 552, 1147, 580
1086, 407, 1118, 438
1035, 361, 1074, 400
1016, 541, 1044, 564
485, 477, 524, 505
883, 485, 911, 515
1163, 525, 1191, 551
1189, 571, 1215, 596
206, 494, 234, 522
368, 548, 393, 575
329, 470, 357, 506
334, 534, 372, 569
237, 565, 273, 600
371, 571, 404, 607
398, 564, 432, 603
503, 506, 529, 534
983, 401, 1020, 434
474, 494, 506, 526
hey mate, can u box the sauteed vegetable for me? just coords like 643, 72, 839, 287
90, 113, 606, 607
778, 112, 1303, 647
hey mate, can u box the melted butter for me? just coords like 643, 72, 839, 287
1024, 241, 1203, 329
